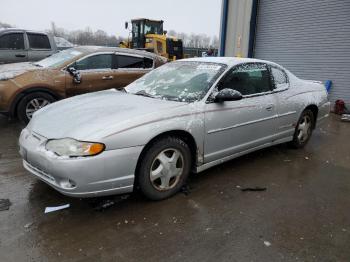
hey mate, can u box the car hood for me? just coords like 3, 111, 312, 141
0, 62, 38, 81
29, 89, 186, 140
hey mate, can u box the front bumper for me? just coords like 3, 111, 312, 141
19, 128, 143, 197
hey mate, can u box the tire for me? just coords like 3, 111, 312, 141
290, 109, 315, 148
137, 136, 192, 200
17, 92, 56, 124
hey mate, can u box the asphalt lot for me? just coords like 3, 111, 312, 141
0, 114, 349, 262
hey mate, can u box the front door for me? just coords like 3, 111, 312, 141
65, 53, 116, 96
204, 63, 278, 163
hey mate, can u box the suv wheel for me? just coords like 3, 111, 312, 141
17, 92, 56, 123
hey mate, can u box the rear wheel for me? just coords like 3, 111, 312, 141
137, 137, 192, 200
290, 109, 315, 148
17, 92, 56, 124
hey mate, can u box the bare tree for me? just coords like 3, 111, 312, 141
166, 29, 219, 48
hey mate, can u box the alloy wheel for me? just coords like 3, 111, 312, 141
297, 115, 312, 143
25, 98, 51, 119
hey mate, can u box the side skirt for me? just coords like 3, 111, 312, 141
195, 136, 292, 173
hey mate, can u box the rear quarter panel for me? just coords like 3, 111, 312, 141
285, 72, 330, 125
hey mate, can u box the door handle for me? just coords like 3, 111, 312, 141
15, 54, 26, 57
102, 76, 114, 80
266, 104, 274, 111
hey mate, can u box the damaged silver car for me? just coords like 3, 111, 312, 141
19, 57, 330, 200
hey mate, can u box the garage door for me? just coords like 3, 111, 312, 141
254, 0, 350, 104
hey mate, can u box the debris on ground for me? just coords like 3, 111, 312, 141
305, 156, 310, 160
44, 204, 70, 213
24, 222, 33, 229
241, 187, 267, 192
341, 114, 350, 122
90, 195, 130, 211
0, 199, 11, 211
263, 241, 271, 247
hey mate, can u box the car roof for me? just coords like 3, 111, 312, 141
180, 56, 276, 67
0, 28, 49, 35
72, 46, 163, 59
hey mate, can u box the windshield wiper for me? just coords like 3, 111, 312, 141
135, 90, 154, 98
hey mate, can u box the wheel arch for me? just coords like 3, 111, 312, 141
134, 130, 199, 185
304, 104, 318, 129
10, 87, 63, 117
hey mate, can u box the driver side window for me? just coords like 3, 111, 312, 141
218, 63, 271, 95
74, 54, 112, 70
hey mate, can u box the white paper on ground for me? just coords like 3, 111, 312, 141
44, 204, 70, 213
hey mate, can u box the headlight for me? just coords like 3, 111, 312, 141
45, 138, 105, 157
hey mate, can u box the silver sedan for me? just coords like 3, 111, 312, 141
19, 57, 330, 200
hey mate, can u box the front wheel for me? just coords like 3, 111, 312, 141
137, 137, 192, 200
17, 92, 56, 124
290, 109, 315, 148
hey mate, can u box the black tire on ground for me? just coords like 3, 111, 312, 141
137, 136, 192, 200
17, 92, 56, 124
290, 109, 315, 148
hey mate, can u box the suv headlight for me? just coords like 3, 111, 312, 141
46, 138, 105, 157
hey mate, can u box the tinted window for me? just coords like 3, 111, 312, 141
27, 33, 51, 49
75, 54, 112, 70
116, 55, 153, 69
271, 67, 289, 90
218, 63, 271, 95
0, 33, 25, 50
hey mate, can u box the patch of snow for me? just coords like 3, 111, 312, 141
0, 62, 37, 81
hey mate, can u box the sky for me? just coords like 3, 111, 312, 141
0, 0, 222, 37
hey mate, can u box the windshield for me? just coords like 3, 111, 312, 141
126, 61, 226, 102
35, 49, 83, 68
144, 21, 163, 35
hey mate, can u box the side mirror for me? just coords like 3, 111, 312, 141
125, 22, 128, 29
67, 66, 81, 84
214, 88, 243, 103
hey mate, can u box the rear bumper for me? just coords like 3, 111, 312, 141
19, 128, 143, 197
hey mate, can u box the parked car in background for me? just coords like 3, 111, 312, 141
18, 57, 330, 200
0, 46, 167, 122
0, 29, 73, 64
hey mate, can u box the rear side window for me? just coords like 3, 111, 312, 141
27, 33, 51, 49
75, 54, 113, 70
116, 55, 153, 69
218, 63, 271, 95
271, 67, 289, 90
0, 33, 25, 50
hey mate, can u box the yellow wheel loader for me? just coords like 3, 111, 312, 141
119, 18, 183, 60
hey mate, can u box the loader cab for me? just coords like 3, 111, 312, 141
131, 19, 164, 49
